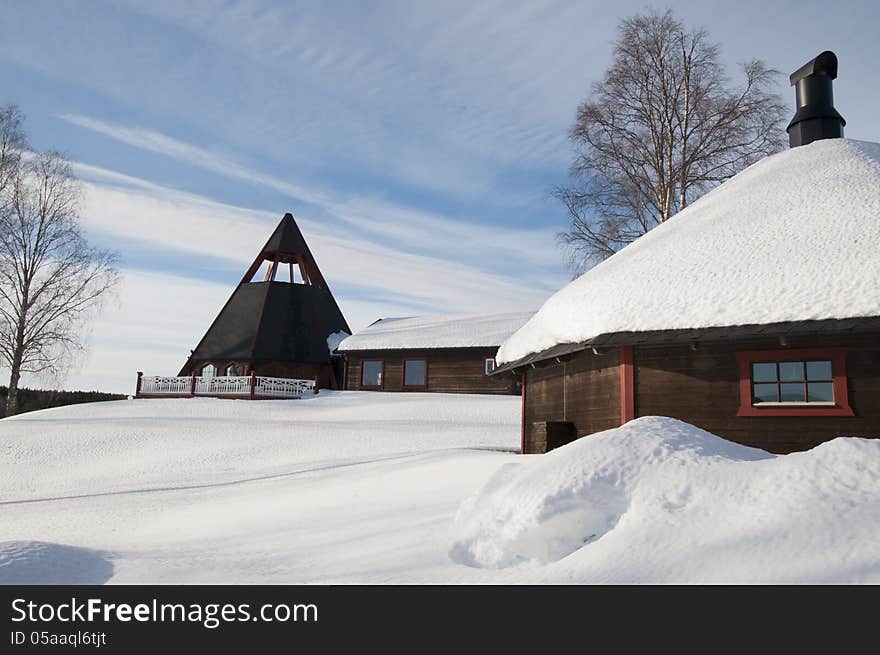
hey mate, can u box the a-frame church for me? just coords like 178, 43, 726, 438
178, 213, 351, 389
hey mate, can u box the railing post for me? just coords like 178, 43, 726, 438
250, 371, 256, 400
135, 371, 143, 397
190, 373, 196, 397
314, 374, 320, 394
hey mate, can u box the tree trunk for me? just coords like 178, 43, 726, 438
5, 314, 26, 417
6, 364, 21, 417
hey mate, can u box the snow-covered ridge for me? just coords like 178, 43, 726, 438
498, 138, 880, 364
339, 311, 534, 351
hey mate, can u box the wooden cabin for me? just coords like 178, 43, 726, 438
494, 52, 880, 455
338, 313, 532, 394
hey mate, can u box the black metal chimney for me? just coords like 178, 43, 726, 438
786, 51, 846, 147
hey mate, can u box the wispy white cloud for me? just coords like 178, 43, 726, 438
120, 0, 591, 170
59, 113, 332, 207
14, 0, 621, 203
65, 115, 567, 285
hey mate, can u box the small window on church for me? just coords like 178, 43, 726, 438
361, 360, 384, 388
225, 363, 243, 377
403, 359, 427, 388
484, 358, 496, 376
201, 364, 216, 378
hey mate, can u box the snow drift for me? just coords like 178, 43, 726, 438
451, 417, 880, 582
498, 138, 880, 364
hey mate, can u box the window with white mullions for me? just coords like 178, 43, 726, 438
751, 360, 834, 405
484, 358, 496, 376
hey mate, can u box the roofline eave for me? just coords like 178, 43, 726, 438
492, 315, 880, 375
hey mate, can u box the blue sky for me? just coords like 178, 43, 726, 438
2, 0, 878, 392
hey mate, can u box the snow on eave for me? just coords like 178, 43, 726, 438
494, 316, 880, 373
497, 138, 880, 365
326, 330, 351, 354
337, 311, 535, 352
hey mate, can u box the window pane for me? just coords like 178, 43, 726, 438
807, 382, 834, 402
806, 360, 832, 381
485, 358, 496, 375
752, 363, 777, 382
780, 383, 806, 402
779, 361, 804, 381
404, 360, 426, 386
201, 364, 215, 378
362, 361, 383, 386
752, 383, 778, 403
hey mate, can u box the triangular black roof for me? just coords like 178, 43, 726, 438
179, 213, 350, 376
261, 212, 312, 258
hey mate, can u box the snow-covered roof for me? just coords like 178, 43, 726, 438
498, 138, 880, 365
338, 311, 535, 352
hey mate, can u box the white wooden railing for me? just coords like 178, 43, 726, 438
195, 375, 252, 396
255, 376, 316, 398
136, 373, 316, 399
139, 376, 192, 396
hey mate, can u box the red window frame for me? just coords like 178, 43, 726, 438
735, 347, 853, 417
401, 358, 428, 390
359, 359, 385, 390
483, 357, 497, 377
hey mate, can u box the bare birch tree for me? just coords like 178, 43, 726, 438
0, 105, 27, 208
0, 106, 119, 416
556, 9, 786, 272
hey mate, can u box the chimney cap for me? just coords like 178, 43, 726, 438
790, 50, 838, 86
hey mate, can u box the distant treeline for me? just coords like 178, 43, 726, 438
0, 387, 126, 418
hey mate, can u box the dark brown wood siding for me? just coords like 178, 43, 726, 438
633, 333, 880, 453
344, 348, 516, 394
523, 348, 621, 452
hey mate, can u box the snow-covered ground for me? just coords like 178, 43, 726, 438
1, 393, 878, 583
0, 392, 520, 584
